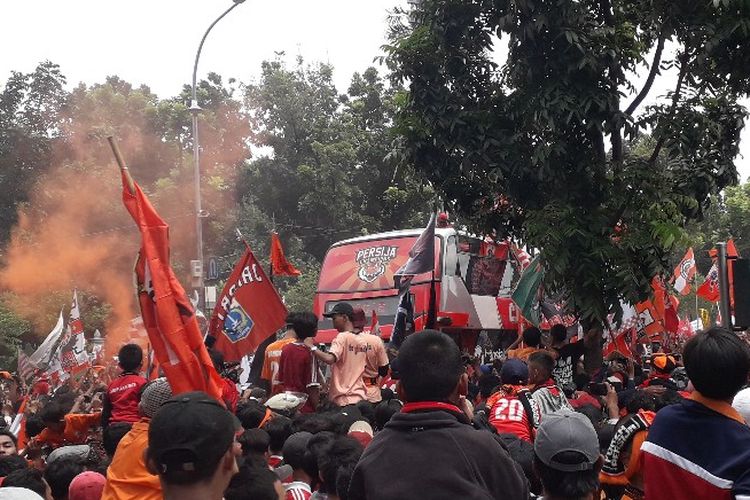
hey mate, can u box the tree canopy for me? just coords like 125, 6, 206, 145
385, 0, 750, 324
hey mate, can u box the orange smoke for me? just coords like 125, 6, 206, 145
0, 80, 249, 356
0, 164, 139, 353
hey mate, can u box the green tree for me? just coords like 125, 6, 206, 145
0, 61, 68, 244
0, 294, 32, 369
386, 0, 750, 325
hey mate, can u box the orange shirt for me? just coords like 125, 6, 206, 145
261, 337, 295, 395
35, 412, 101, 448
507, 346, 542, 362
101, 420, 162, 500
328, 332, 368, 406
362, 334, 389, 403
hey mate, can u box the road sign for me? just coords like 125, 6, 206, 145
207, 257, 219, 280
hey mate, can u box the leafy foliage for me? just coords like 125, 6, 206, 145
385, 0, 750, 323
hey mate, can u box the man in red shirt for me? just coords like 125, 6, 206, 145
487, 359, 540, 443
278, 312, 320, 413
102, 344, 147, 428
261, 315, 298, 396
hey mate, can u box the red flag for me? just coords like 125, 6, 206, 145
697, 240, 738, 303
209, 244, 288, 362
270, 232, 301, 277
122, 173, 222, 400
604, 329, 634, 358
697, 261, 720, 302
369, 310, 382, 338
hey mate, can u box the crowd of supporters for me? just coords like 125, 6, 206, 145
0, 304, 749, 500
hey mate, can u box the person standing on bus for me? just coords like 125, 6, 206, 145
507, 327, 544, 362
307, 303, 368, 407
352, 308, 389, 404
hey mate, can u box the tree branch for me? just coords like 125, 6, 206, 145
625, 30, 666, 117
600, 0, 624, 164
649, 48, 690, 164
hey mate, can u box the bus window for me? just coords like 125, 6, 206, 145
457, 235, 509, 296
444, 235, 458, 277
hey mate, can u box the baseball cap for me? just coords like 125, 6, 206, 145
323, 302, 355, 319
500, 359, 529, 385
148, 391, 236, 476
46, 445, 90, 465
651, 353, 677, 373
68, 471, 106, 500
265, 392, 307, 413
534, 410, 599, 472
282, 431, 313, 469
352, 308, 367, 329
733, 387, 750, 424
348, 420, 374, 448
0, 488, 44, 500
140, 377, 173, 418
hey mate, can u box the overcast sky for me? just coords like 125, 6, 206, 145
1, 0, 748, 179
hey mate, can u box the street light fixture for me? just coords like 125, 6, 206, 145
190, 0, 246, 311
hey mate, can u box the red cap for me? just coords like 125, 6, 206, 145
68, 472, 105, 500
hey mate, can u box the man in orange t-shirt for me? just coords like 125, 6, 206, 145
506, 327, 544, 362
35, 402, 101, 449
260, 316, 297, 396
101, 378, 173, 500
308, 303, 368, 406
352, 308, 389, 404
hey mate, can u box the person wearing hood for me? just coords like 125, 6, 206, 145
348, 330, 528, 500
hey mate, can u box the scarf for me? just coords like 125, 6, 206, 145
601, 410, 655, 480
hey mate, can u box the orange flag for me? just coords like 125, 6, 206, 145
122, 173, 223, 401
270, 232, 301, 277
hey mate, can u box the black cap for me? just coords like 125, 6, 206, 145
323, 302, 355, 319
148, 391, 236, 476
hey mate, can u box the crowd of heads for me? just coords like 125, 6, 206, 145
0, 311, 748, 500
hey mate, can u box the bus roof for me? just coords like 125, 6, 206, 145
331, 227, 457, 247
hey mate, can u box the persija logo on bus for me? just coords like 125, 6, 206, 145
356, 245, 399, 283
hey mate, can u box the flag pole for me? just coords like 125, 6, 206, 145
427, 269, 436, 329
269, 214, 276, 285
106, 137, 135, 195
718, 242, 732, 329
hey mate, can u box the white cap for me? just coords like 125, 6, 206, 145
0, 487, 45, 499
732, 387, 750, 425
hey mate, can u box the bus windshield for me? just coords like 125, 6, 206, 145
317, 236, 442, 293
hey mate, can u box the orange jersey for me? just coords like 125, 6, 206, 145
487, 387, 540, 443
101, 420, 162, 500
35, 412, 102, 448
261, 337, 295, 395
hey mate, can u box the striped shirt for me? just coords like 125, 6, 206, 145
642, 393, 750, 500
285, 481, 312, 500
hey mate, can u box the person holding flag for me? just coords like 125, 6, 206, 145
110, 137, 223, 401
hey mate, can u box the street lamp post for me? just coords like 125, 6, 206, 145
191, 0, 246, 311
